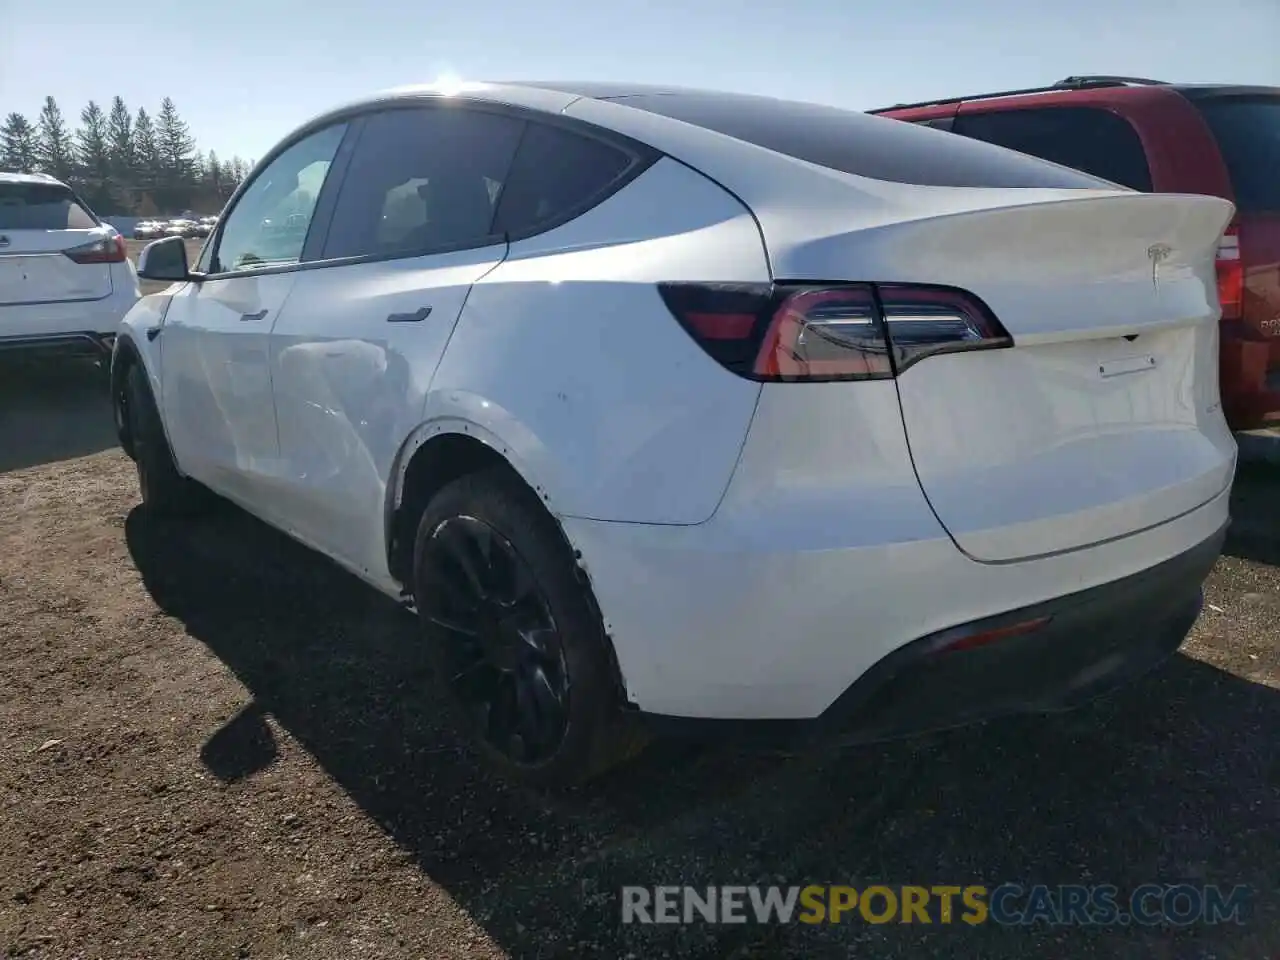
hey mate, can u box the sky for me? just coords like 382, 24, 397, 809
3, 0, 1278, 165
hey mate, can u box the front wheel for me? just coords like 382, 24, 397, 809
122, 363, 211, 516
412, 468, 646, 787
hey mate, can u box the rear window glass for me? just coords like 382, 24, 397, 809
493, 122, 634, 237
607, 92, 1114, 189
951, 107, 1153, 192
1191, 97, 1280, 212
0, 183, 97, 230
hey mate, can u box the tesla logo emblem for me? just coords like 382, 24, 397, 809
1148, 243, 1172, 291
0, 235, 9, 248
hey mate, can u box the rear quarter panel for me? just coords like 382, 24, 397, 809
422, 157, 769, 525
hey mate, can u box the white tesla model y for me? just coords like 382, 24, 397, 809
112, 82, 1236, 786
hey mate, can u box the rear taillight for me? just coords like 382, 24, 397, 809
658, 281, 1011, 381
878, 285, 1011, 372
1215, 226, 1243, 322
64, 232, 127, 264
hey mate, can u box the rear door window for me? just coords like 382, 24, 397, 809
606, 92, 1113, 189
1189, 96, 1280, 212
321, 107, 525, 260
493, 122, 636, 237
0, 183, 97, 230
951, 107, 1153, 192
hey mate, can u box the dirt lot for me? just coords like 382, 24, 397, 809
0, 357, 1277, 960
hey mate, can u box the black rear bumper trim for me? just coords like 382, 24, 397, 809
0, 332, 115, 357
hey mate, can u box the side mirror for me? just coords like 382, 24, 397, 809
137, 235, 191, 282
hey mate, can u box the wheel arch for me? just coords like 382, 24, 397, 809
110, 332, 148, 458
384, 416, 568, 592
385, 418, 635, 709
112, 292, 177, 460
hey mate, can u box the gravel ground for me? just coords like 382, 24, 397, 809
0, 358, 1277, 960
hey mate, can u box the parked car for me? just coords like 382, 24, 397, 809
872, 76, 1280, 430
113, 82, 1234, 786
193, 216, 218, 237
0, 171, 140, 357
163, 219, 199, 239
134, 220, 166, 240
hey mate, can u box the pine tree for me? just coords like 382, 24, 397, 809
77, 101, 111, 179
219, 159, 240, 197
1, 113, 39, 172
133, 107, 159, 190
156, 97, 195, 188
107, 96, 134, 178
205, 149, 222, 191
37, 96, 75, 180
5, 94, 232, 214
76, 101, 115, 211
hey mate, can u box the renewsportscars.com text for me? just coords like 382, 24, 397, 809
621, 884, 1252, 926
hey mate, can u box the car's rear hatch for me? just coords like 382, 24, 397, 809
770, 189, 1237, 563
565, 91, 1239, 563
0, 182, 113, 307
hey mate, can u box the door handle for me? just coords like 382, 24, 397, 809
387, 306, 432, 323
240, 309, 268, 322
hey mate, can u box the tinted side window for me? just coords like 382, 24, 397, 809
952, 107, 1153, 192
322, 108, 524, 260
0, 183, 97, 229
214, 123, 346, 273
1190, 96, 1280, 212
493, 123, 634, 236
612, 92, 1112, 189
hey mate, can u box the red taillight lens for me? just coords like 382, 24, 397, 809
1215, 226, 1243, 322
757, 286, 890, 380
64, 232, 127, 264
658, 281, 1011, 381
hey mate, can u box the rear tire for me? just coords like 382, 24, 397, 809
122, 363, 210, 516
412, 468, 646, 788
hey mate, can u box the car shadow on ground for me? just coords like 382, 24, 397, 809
0, 357, 116, 473
124, 499, 1280, 958
1226, 462, 1280, 566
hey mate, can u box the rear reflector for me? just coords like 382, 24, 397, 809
64, 232, 127, 264
658, 281, 1011, 381
1215, 226, 1243, 322
937, 616, 1052, 654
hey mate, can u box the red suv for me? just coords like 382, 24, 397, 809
874, 76, 1280, 430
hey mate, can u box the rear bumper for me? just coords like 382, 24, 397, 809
641, 522, 1224, 745
566, 472, 1231, 722
0, 285, 136, 357
1221, 334, 1280, 428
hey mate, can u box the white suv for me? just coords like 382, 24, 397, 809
112, 82, 1234, 786
0, 172, 140, 358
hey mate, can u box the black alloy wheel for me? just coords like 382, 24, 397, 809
417, 514, 571, 765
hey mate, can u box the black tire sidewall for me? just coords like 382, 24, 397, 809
412, 469, 626, 788
124, 364, 203, 515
